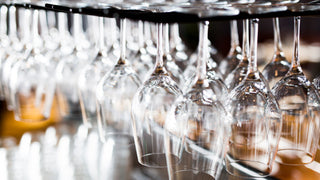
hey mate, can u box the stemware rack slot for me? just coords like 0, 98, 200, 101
4, 2, 320, 23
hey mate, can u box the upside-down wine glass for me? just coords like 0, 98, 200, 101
219, 20, 242, 79
10, 9, 54, 121
56, 13, 91, 120
225, 19, 250, 91
0, 5, 9, 100
78, 16, 114, 129
262, 17, 290, 89
96, 18, 141, 145
2, 5, 27, 111
165, 21, 227, 180
183, 26, 227, 102
131, 23, 182, 167
163, 23, 185, 88
272, 16, 320, 165
225, 18, 282, 178
131, 20, 153, 82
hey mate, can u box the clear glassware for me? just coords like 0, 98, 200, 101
163, 23, 185, 88
96, 18, 141, 145
55, 13, 92, 119
131, 23, 182, 168
225, 19, 282, 178
219, 20, 242, 79
169, 23, 192, 72
183, 28, 227, 102
78, 16, 114, 129
225, 19, 250, 91
10, 9, 54, 121
165, 21, 226, 180
131, 20, 153, 82
272, 16, 320, 165
0, 5, 9, 100
262, 17, 290, 89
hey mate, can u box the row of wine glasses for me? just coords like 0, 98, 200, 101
1, 2, 320, 180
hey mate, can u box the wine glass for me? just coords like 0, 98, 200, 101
183, 27, 227, 103
96, 18, 141, 145
225, 19, 250, 91
169, 23, 192, 72
10, 9, 54, 121
163, 23, 185, 88
262, 17, 290, 89
165, 21, 227, 180
0, 5, 9, 100
219, 20, 242, 79
272, 16, 320, 165
55, 13, 92, 120
225, 18, 282, 178
78, 16, 115, 129
131, 20, 153, 82
131, 23, 182, 168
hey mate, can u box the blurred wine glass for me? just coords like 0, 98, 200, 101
96, 18, 141, 145
219, 20, 242, 79
165, 21, 226, 180
272, 16, 320, 165
262, 17, 290, 89
131, 23, 182, 168
78, 16, 115, 129
225, 18, 282, 178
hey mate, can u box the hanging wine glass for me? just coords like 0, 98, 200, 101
131, 23, 182, 168
96, 18, 141, 145
55, 13, 92, 119
225, 19, 282, 178
10, 9, 54, 121
163, 23, 185, 88
165, 21, 227, 180
183, 28, 227, 103
219, 20, 242, 79
2, 7, 32, 111
0, 5, 9, 100
225, 19, 250, 91
262, 17, 290, 89
79, 16, 114, 129
169, 23, 192, 72
272, 16, 320, 165
131, 20, 153, 82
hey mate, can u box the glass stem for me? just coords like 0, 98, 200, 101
171, 23, 181, 47
164, 23, 170, 56
118, 18, 127, 64
242, 19, 249, 62
291, 16, 301, 70
23, 9, 31, 43
9, 6, 17, 38
138, 20, 144, 48
58, 12, 67, 37
39, 10, 49, 36
32, 10, 39, 43
155, 23, 164, 69
0, 6, 7, 35
249, 19, 259, 74
230, 20, 239, 50
273, 17, 283, 57
73, 14, 81, 45
197, 21, 209, 82
99, 17, 105, 51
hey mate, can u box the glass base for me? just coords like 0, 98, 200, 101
139, 153, 179, 168
102, 133, 135, 147
173, 170, 215, 180
276, 149, 314, 165
225, 154, 271, 178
